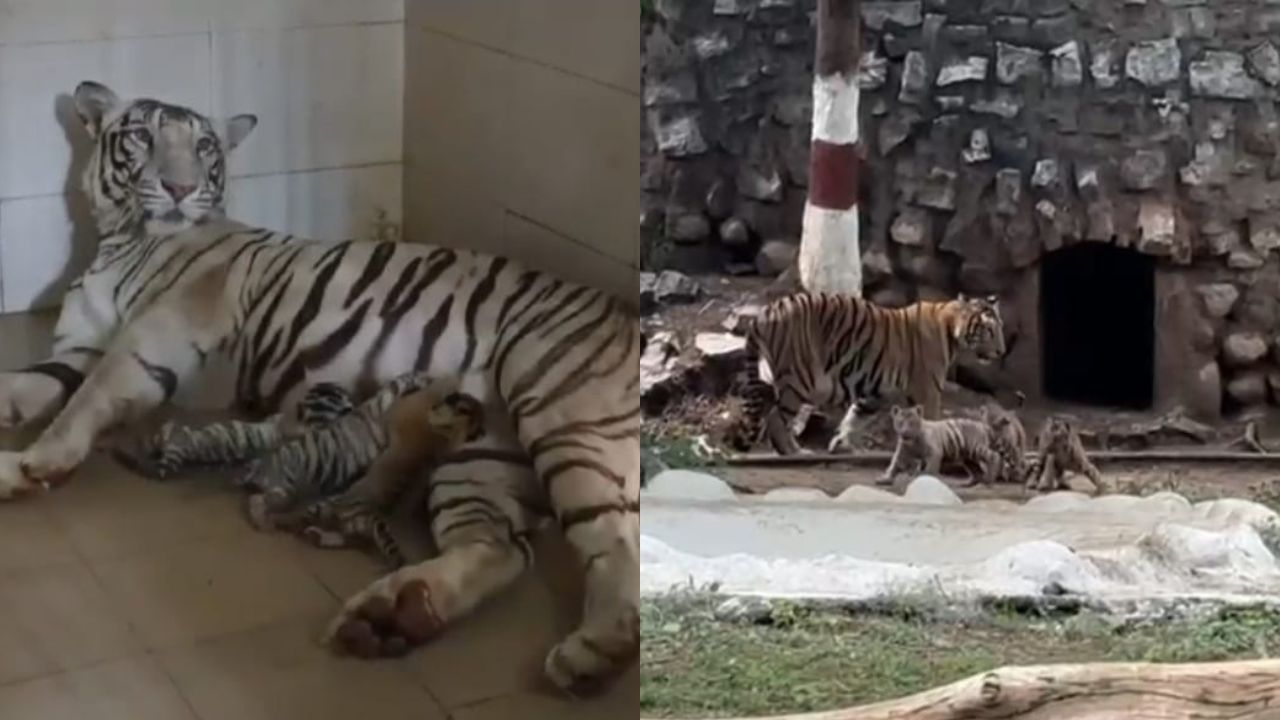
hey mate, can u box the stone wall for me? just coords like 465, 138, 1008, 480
642, 0, 1280, 414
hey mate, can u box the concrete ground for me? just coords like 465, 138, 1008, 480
642, 471, 1280, 609
0, 312, 636, 720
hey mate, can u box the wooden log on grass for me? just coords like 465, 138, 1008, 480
641, 659, 1280, 720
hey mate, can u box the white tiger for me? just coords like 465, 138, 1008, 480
0, 81, 639, 694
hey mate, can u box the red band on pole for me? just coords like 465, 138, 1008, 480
807, 140, 861, 210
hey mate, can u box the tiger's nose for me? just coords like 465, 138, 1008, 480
162, 181, 196, 201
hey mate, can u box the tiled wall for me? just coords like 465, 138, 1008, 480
0, 0, 405, 314
403, 1, 640, 302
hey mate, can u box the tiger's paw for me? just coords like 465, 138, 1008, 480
245, 494, 276, 531
17, 439, 85, 489
326, 573, 446, 659
543, 612, 639, 696
0, 452, 42, 500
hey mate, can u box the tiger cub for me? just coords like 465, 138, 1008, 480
882, 405, 1001, 487
1027, 416, 1102, 493
282, 380, 487, 564
116, 382, 357, 480
235, 375, 484, 564
981, 403, 1028, 485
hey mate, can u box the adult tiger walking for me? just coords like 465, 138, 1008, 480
0, 82, 639, 694
733, 292, 1006, 455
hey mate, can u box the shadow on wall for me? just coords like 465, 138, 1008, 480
28, 92, 101, 313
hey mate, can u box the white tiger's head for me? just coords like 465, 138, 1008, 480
72, 81, 257, 237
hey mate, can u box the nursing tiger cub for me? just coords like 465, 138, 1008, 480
263, 376, 486, 567
0, 82, 638, 693
882, 405, 1001, 487
1027, 416, 1102, 492
734, 292, 1005, 455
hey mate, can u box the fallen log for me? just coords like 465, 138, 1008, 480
643, 659, 1280, 720
729, 450, 1280, 467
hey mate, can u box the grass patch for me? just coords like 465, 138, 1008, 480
641, 595, 1280, 718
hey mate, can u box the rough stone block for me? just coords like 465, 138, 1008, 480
1121, 149, 1169, 190
1196, 283, 1240, 318
996, 42, 1044, 83
1247, 41, 1280, 86
1227, 371, 1268, 406
1189, 51, 1263, 99
1050, 40, 1083, 87
891, 207, 932, 246
1089, 38, 1121, 89
862, 0, 924, 30
1137, 197, 1180, 257
916, 167, 959, 210
1249, 212, 1280, 252
937, 56, 989, 85
1224, 332, 1269, 366
1125, 38, 1181, 86
899, 51, 931, 105
962, 128, 992, 163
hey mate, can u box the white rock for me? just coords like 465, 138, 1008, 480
1143, 491, 1193, 513
902, 475, 963, 505
761, 487, 831, 503
836, 485, 903, 503
1194, 498, 1280, 533
979, 540, 1103, 594
644, 469, 737, 501
1023, 491, 1092, 513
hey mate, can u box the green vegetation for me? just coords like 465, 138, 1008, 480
641, 594, 1280, 718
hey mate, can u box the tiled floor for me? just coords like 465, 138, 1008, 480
0, 311, 638, 719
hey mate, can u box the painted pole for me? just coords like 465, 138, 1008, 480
798, 0, 862, 295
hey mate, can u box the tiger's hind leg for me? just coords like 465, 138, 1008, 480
763, 384, 806, 455
326, 442, 540, 659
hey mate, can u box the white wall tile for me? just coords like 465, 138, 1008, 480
502, 61, 639, 268
0, 0, 209, 46
0, 195, 95, 313
228, 164, 402, 241
207, 0, 403, 31
212, 23, 403, 178
0, 34, 212, 200
512, 0, 639, 93
502, 211, 637, 301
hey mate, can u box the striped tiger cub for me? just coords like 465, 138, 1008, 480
1027, 416, 1102, 493
116, 382, 357, 480
883, 405, 1000, 487
733, 292, 1006, 455
980, 403, 1028, 485
254, 375, 486, 567
0, 81, 639, 692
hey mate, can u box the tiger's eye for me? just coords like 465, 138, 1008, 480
129, 127, 151, 144
196, 137, 216, 153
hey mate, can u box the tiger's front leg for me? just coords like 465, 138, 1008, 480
0, 286, 115, 430
0, 271, 234, 497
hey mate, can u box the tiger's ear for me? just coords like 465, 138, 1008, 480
221, 114, 258, 152
73, 81, 121, 139
986, 295, 999, 305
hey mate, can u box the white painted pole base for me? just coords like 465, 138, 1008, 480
798, 202, 862, 296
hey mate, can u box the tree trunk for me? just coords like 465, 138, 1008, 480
798, 0, 863, 296
645, 659, 1280, 720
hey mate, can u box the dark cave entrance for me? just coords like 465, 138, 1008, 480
1040, 242, 1155, 410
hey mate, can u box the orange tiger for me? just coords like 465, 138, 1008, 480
733, 292, 1005, 455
